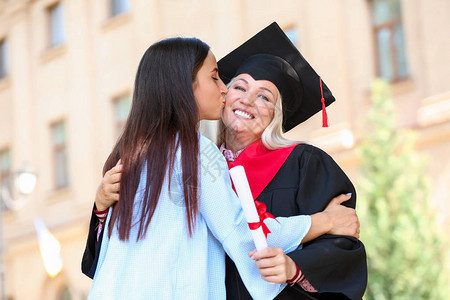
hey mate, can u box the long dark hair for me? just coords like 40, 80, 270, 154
104, 38, 210, 241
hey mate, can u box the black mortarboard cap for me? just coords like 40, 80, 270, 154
218, 22, 335, 132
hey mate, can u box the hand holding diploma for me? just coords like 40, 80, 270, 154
229, 165, 269, 251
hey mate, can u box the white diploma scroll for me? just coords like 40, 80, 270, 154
229, 165, 268, 250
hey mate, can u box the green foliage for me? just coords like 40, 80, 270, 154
357, 79, 449, 299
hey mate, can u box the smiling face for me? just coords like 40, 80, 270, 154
222, 73, 279, 141
193, 51, 228, 121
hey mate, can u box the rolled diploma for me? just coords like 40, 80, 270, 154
229, 165, 268, 250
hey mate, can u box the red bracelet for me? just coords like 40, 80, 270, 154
286, 264, 301, 285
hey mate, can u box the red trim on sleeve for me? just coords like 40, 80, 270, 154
287, 264, 301, 285
94, 207, 109, 215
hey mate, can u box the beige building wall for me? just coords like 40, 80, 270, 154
0, 0, 449, 299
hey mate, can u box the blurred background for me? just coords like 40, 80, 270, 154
0, 0, 449, 299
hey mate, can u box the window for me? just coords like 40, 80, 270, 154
110, 0, 130, 17
48, 2, 66, 47
0, 149, 11, 195
51, 121, 68, 188
0, 38, 9, 79
284, 26, 299, 46
371, 0, 408, 81
113, 95, 131, 138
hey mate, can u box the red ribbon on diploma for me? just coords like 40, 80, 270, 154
247, 200, 279, 238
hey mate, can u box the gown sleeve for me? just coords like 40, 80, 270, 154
197, 136, 312, 300
81, 205, 104, 279
286, 145, 367, 300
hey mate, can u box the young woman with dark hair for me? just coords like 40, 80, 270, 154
84, 36, 360, 300
100, 38, 208, 241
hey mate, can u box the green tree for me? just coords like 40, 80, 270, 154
357, 79, 449, 299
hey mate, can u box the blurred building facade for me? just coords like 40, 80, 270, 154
0, 0, 449, 299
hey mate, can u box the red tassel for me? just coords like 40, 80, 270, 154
319, 77, 329, 127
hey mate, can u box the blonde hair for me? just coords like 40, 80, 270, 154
217, 78, 298, 150
261, 92, 298, 149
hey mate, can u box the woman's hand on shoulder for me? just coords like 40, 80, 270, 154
95, 160, 122, 211
249, 247, 297, 284
323, 194, 360, 239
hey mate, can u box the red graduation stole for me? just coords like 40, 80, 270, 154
227, 140, 298, 200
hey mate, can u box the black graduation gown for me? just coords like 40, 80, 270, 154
225, 144, 367, 300
81, 205, 104, 279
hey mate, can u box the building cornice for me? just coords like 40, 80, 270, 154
418, 91, 450, 127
